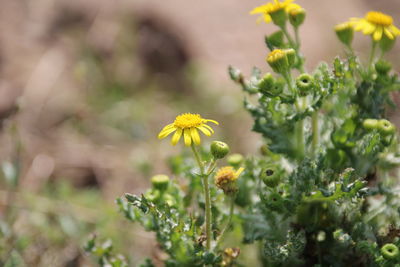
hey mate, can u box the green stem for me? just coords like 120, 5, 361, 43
191, 144, 205, 174
368, 40, 378, 73
296, 119, 305, 161
191, 144, 212, 250
311, 111, 319, 156
215, 196, 235, 249
282, 71, 296, 96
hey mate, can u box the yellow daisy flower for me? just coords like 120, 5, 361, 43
158, 113, 219, 146
350, 11, 400, 41
250, 0, 301, 24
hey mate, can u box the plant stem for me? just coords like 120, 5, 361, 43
296, 119, 305, 160
368, 40, 378, 73
215, 196, 235, 249
191, 144, 212, 250
311, 110, 319, 156
191, 143, 205, 174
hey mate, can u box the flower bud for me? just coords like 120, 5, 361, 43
362, 119, 379, 131
210, 141, 230, 159
375, 59, 392, 75
270, 9, 287, 27
260, 166, 281, 187
266, 49, 295, 74
214, 166, 244, 196
289, 8, 306, 28
377, 119, 396, 136
144, 189, 160, 202
296, 73, 314, 96
334, 22, 354, 47
266, 31, 285, 48
151, 174, 170, 192
258, 73, 284, 97
380, 243, 399, 260
227, 153, 244, 167
380, 34, 396, 53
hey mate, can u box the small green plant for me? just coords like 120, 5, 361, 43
87, 1, 400, 266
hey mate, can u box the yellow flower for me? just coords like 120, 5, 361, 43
214, 166, 244, 195
158, 113, 218, 146
349, 11, 400, 41
250, 0, 301, 24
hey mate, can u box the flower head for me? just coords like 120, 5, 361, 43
250, 0, 301, 24
158, 113, 218, 146
215, 166, 244, 195
349, 11, 400, 41
334, 22, 354, 46
266, 48, 295, 73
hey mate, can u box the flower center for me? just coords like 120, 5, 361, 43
174, 113, 203, 128
366, 11, 393, 26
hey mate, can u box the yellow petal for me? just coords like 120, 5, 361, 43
171, 128, 183, 145
373, 26, 383, 41
235, 167, 245, 178
158, 126, 176, 139
202, 124, 215, 134
250, 5, 269, 15
384, 27, 394, 39
197, 126, 212, 136
183, 129, 192, 146
205, 119, 219, 125
389, 25, 400, 36
362, 22, 376, 35
190, 128, 201, 145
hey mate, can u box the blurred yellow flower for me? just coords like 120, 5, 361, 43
158, 113, 218, 146
250, 0, 301, 24
214, 166, 244, 195
350, 11, 400, 41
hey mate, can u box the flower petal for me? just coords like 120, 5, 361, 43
190, 128, 201, 145
197, 126, 212, 136
202, 124, 215, 134
373, 26, 383, 41
384, 27, 394, 39
183, 129, 192, 146
158, 125, 176, 139
171, 128, 183, 145
205, 119, 219, 125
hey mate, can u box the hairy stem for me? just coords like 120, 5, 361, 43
311, 110, 319, 156
215, 196, 235, 249
368, 40, 378, 73
191, 144, 212, 250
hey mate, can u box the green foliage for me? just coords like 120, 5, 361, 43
87, 4, 400, 267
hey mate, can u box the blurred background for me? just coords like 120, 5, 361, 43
0, 0, 399, 266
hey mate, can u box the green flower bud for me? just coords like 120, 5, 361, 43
163, 193, 176, 207
375, 59, 392, 75
267, 31, 285, 48
144, 189, 160, 202
334, 22, 354, 46
260, 166, 281, 187
380, 34, 396, 53
362, 119, 379, 131
227, 153, 244, 167
381, 243, 399, 260
151, 174, 170, 191
258, 73, 284, 97
210, 141, 230, 159
266, 191, 284, 211
289, 8, 306, 28
270, 9, 287, 27
296, 73, 314, 96
377, 119, 396, 136
266, 49, 295, 74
